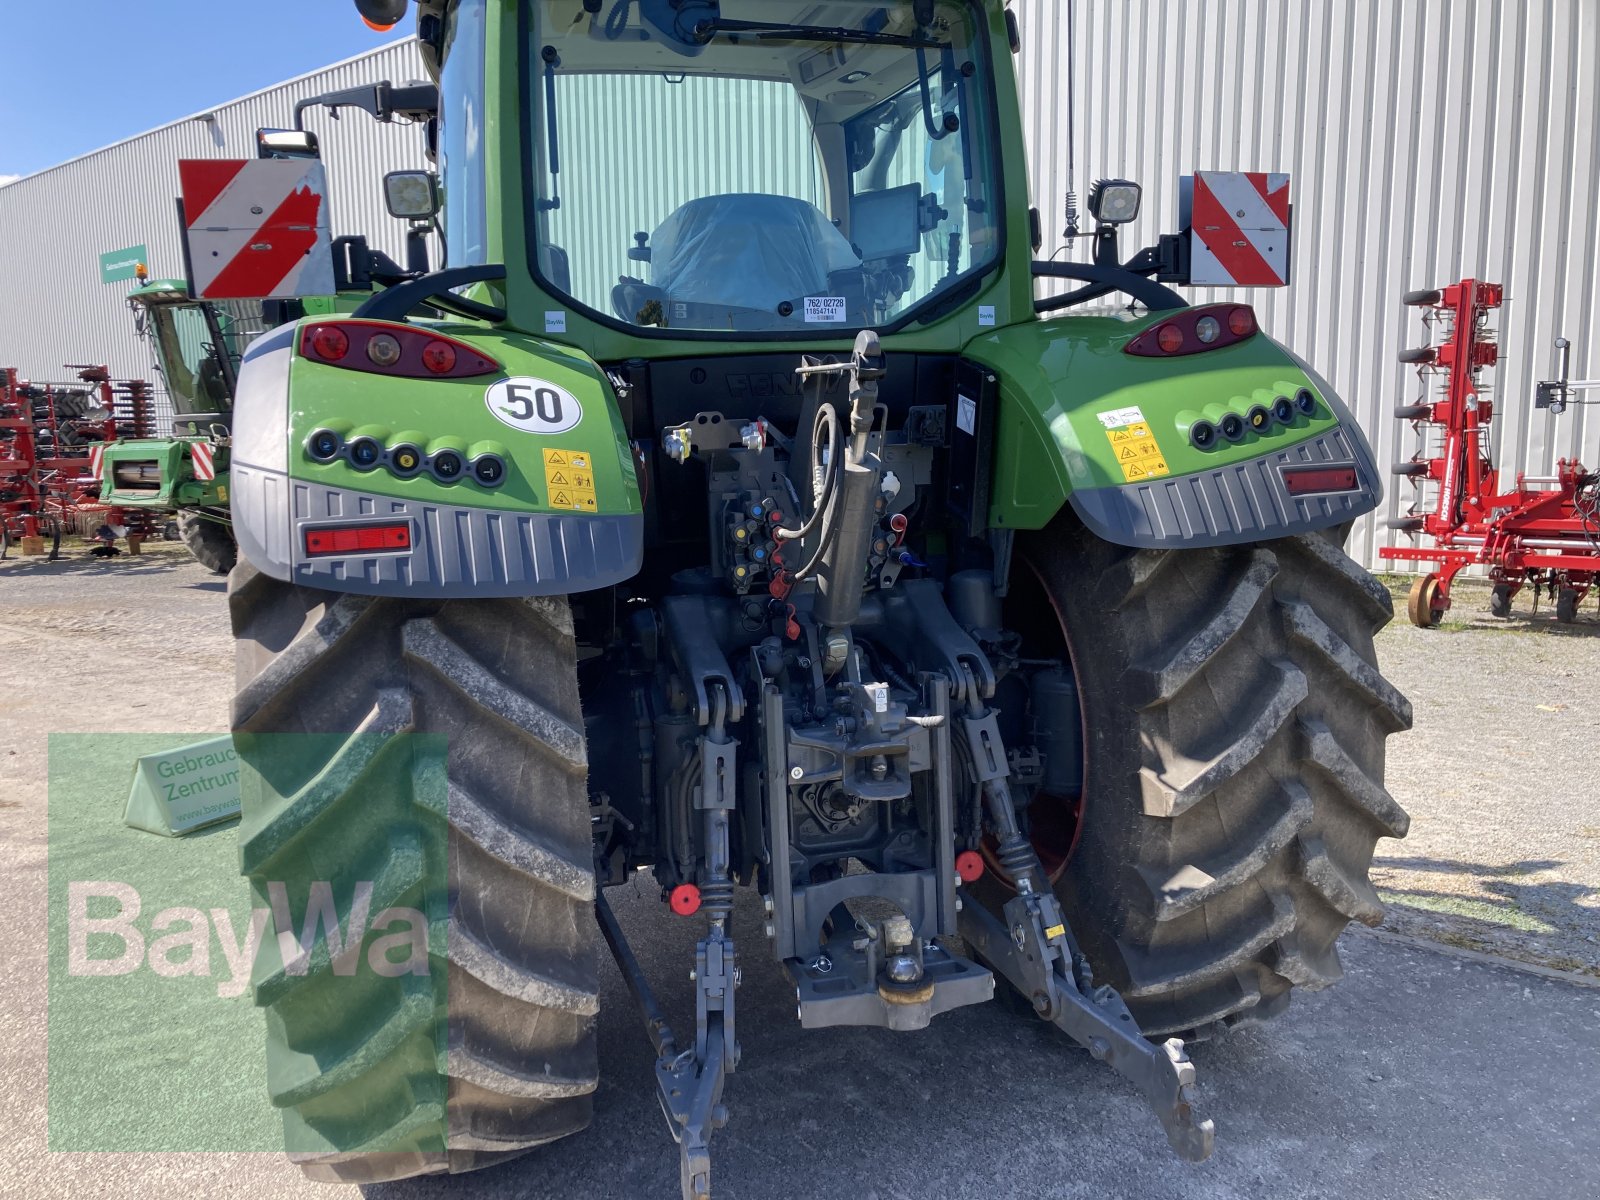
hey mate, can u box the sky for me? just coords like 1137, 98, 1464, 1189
0, 3, 405, 184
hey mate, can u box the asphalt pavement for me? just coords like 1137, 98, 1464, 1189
366, 882, 1599, 1200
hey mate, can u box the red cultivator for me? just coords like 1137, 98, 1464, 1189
1379, 279, 1600, 625
0, 365, 158, 559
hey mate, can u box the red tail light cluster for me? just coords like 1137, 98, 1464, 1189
299, 320, 500, 379
1125, 304, 1259, 358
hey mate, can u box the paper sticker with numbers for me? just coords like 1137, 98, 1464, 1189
804, 296, 847, 323
486, 378, 583, 435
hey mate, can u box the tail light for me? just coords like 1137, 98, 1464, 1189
1125, 305, 1259, 358
303, 521, 412, 557
299, 320, 500, 379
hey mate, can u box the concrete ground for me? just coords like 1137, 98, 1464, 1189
1, 545, 1597, 1198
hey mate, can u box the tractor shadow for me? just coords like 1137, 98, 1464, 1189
1370, 853, 1600, 976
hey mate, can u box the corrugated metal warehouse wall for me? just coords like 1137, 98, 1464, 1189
0, 41, 428, 401
1, 3, 1596, 569
1014, 0, 1600, 569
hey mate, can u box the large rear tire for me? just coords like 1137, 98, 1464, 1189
1002, 516, 1411, 1040
179, 510, 238, 574
230, 564, 599, 1182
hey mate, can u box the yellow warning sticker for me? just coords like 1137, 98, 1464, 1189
1103, 420, 1171, 483
542, 448, 598, 510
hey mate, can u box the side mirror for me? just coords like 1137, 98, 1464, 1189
383, 170, 440, 220
355, 0, 408, 27
256, 128, 321, 160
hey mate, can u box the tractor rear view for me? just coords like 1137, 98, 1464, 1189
224, 3, 1411, 1194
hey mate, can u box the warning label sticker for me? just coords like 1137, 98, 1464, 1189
542, 447, 597, 511
1102, 419, 1171, 483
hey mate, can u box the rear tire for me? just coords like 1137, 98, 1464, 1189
230, 564, 599, 1182
1556, 587, 1580, 624
1002, 516, 1411, 1040
1490, 583, 1514, 619
179, 510, 237, 574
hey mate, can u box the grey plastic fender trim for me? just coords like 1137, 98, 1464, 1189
232, 465, 642, 597
1065, 425, 1381, 549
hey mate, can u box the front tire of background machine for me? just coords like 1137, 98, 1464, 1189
179, 510, 238, 574
229, 564, 599, 1183
1003, 515, 1412, 1041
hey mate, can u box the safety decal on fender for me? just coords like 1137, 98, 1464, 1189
541, 447, 597, 512
1102, 409, 1171, 484
486, 377, 583, 435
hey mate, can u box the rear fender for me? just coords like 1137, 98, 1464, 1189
964, 311, 1381, 547
229, 318, 643, 597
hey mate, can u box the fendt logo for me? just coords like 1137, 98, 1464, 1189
725, 371, 844, 401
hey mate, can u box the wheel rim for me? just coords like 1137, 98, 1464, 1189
982, 553, 1088, 887
1407, 574, 1442, 627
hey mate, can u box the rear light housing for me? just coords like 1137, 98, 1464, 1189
303, 521, 413, 557
299, 320, 500, 378
1125, 305, 1259, 358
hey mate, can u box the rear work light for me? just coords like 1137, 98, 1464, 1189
303, 521, 413, 557
1125, 305, 1259, 358
1281, 465, 1360, 496
299, 320, 500, 379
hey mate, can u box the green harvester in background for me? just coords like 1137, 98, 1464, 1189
97, 275, 254, 572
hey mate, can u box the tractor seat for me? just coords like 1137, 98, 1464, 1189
646, 193, 860, 316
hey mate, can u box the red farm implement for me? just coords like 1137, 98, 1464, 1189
1379, 279, 1600, 626
0, 365, 158, 559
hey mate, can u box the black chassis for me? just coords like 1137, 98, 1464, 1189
574, 337, 1212, 1200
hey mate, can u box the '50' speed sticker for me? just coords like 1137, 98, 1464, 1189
485, 377, 583, 435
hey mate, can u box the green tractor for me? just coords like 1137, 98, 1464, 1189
100, 277, 255, 572
228, 2, 1410, 1194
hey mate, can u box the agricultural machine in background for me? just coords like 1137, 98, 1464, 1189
0, 364, 155, 558
222, 2, 1413, 1195
96, 273, 267, 573
1381, 279, 1600, 625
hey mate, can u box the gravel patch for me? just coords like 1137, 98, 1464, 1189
1374, 577, 1600, 978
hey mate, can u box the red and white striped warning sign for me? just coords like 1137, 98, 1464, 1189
190, 442, 216, 482
88, 444, 105, 482
1184, 171, 1291, 288
179, 159, 335, 300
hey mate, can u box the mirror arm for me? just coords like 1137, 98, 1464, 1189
352, 264, 508, 323
1032, 254, 1186, 314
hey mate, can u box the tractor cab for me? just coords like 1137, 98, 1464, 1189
521, 0, 1000, 336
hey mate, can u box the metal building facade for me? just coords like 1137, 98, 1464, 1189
0, 41, 429, 391
1, 4, 1595, 570
1013, 0, 1600, 569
